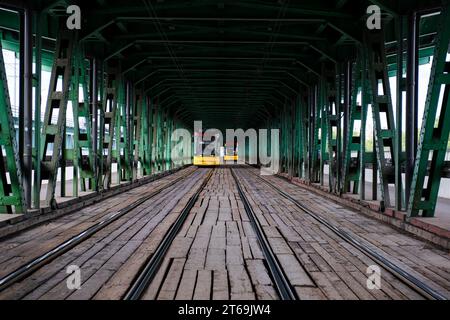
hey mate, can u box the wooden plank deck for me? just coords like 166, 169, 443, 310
0, 168, 207, 300
235, 167, 450, 300
0, 166, 448, 300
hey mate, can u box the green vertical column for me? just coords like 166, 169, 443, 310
408, 6, 450, 217
148, 98, 154, 174
156, 105, 163, 172
166, 115, 173, 170
140, 94, 149, 176
125, 84, 133, 181
319, 77, 328, 186
115, 80, 124, 184
360, 47, 369, 201
0, 36, 25, 213
342, 56, 364, 194
39, 31, 76, 208
326, 67, 339, 194
395, 16, 405, 211
133, 92, 142, 180
71, 47, 80, 197
365, 30, 398, 209
33, 14, 42, 209
312, 85, 321, 182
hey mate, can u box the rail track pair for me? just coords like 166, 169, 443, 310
0, 166, 445, 300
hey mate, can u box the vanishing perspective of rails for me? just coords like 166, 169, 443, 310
0, 0, 449, 309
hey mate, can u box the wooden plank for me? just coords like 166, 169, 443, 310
193, 270, 212, 300
227, 265, 255, 300
212, 270, 229, 300
295, 286, 327, 300
277, 254, 315, 287
175, 269, 197, 300
157, 258, 186, 300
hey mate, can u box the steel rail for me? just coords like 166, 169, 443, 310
230, 168, 297, 300
0, 168, 199, 292
123, 168, 214, 300
246, 168, 447, 300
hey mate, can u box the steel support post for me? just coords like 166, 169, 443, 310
0, 33, 25, 213
342, 61, 351, 192
307, 88, 314, 180
40, 31, 76, 207
312, 85, 320, 182
71, 51, 80, 196
125, 81, 132, 180
365, 30, 397, 209
336, 67, 342, 192
360, 48, 368, 201
133, 91, 142, 180
319, 78, 328, 186
19, 11, 24, 169
372, 130, 378, 201
97, 62, 105, 189
19, 8, 33, 209
33, 12, 42, 209
343, 57, 364, 195
395, 16, 405, 211
405, 11, 419, 208
408, 6, 450, 217
148, 97, 154, 174
90, 58, 98, 191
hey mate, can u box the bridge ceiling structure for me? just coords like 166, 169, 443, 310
1, 0, 441, 130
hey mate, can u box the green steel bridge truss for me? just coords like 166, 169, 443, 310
0, 0, 449, 218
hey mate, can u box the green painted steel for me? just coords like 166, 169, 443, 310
319, 74, 328, 186
408, 7, 450, 217
325, 68, 340, 194
116, 81, 132, 182
32, 13, 42, 209
102, 71, 120, 189
342, 55, 367, 195
133, 91, 143, 180
140, 95, 151, 176
359, 47, 369, 202
71, 46, 95, 195
299, 98, 308, 179
0, 37, 25, 213
311, 86, 321, 183
365, 30, 398, 210
0, 1, 449, 218
39, 31, 76, 208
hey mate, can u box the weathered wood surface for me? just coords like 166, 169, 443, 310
234, 167, 450, 300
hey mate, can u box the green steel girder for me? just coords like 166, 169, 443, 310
365, 30, 398, 209
1, 0, 450, 218
408, 6, 450, 217
39, 31, 76, 208
0, 37, 24, 213
71, 46, 95, 196
102, 70, 120, 189
342, 54, 366, 195
311, 85, 322, 183
140, 95, 151, 176
115, 78, 131, 183
319, 71, 329, 186
325, 67, 340, 194
133, 90, 143, 180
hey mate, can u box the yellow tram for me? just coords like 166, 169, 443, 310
193, 132, 221, 166
223, 141, 238, 162
193, 133, 238, 166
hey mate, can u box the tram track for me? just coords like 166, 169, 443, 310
123, 168, 214, 300
238, 167, 447, 300
230, 168, 297, 300
0, 167, 202, 294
